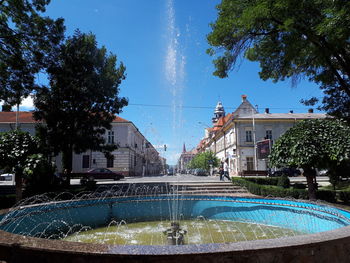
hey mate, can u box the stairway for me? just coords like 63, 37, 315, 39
167, 182, 253, 197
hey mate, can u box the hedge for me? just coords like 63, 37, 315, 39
232, 178, 335, 202
338, 191, 350, 203
244, 177, 279, 186
0, 194, 16, 209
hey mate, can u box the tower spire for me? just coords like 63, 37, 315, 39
182, 143, 186, 153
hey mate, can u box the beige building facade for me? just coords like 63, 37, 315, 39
197, 95, 328, 176
0, 110, 164, 177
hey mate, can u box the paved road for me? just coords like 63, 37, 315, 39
70, 174, 330, 186
70, 174, 224, 185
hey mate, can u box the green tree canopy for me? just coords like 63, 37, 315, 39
33, 31, 128, 171
0, 0, 65, 106
188, 151, 220, 172
207, 0, 350, 121
269, 119, 350, 199
0, 130, 40, 200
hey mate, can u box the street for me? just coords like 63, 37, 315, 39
69, 174, 331, 186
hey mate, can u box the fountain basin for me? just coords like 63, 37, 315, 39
1, 195, 350, 262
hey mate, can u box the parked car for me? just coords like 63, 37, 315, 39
269, 168, 301, 177
0, 173, 14, 181
0, 173, 15, 185
194, 169, 208, 176
80, 168, 124, 184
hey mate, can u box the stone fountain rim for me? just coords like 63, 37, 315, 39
1, 226, 350, 256
1, 196, 350, 256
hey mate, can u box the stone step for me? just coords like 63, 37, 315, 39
176, 190, 248, 194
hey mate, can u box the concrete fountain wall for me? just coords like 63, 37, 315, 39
1, 196, 350, 263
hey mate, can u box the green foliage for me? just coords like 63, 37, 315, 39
33, 31, 128, 170
244, 177, 279, 186
269, 119, 350, 199
233, 177, 337, 201
0, 194, 16, 209
315, 190, 336, 203
277, 175, 290, 189
0, 130, 40, 171
232, 178, 308, 199
23, 154, 56, 195
339, 191, 350, 203
269, 119, 350, 169
292, 183, 307, 190
188, 151, 219, 172
0, 130, 41, 200
0, 0, 65, 106
207, 0, 350, 122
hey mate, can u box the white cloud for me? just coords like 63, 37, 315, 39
18, 96, 34, 109
0, 95, 34, 111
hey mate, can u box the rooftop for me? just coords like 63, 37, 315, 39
237, 113, 328, 120
0, 111, 130, 123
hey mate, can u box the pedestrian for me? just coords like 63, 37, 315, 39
219, 161, 224, 181
223, 158, 230, 181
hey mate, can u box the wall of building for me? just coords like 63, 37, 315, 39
0, 115, 164, 177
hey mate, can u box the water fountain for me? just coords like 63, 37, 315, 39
1, 183, 350, 262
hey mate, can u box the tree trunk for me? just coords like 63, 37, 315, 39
304, 167, 317, 201
62, 147, 73, 186
15, 170, 23, 202
62, 148, 73, 172
15, 103, 19, 130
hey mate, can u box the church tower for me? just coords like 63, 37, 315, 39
212, 101, 225, 124
182, 143, 186, 153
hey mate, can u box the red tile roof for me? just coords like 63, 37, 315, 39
212, 113, 232, 132
112, 115, 129, 122
0, 111, 39, 123
0, 111, 129, 123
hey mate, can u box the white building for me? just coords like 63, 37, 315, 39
197, 95, 328, 176
0, 110, 164, 176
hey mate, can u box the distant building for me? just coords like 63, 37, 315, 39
177, 143, 196, 173
0, 109, 165, 176
197, 95, 328, 176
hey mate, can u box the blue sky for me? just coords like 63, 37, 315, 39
12, 0, 324, 164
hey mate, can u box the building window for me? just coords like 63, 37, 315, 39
245, 130, 252, 142
82, 155, 90, 169
266, 130, 272, 140
108, 130, 114, 144
134, 156, 137, 166
107, 156, 114, 168
246, 157, 254, 171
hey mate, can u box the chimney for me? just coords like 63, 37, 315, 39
289, 110, 293, 114
241, 94, 247, 102
308, 108, 314, 113
2, 104, 12, 112
265, 108, 270, 114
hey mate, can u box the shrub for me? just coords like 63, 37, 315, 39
23, 154, 56, 196
316, 190, 336, 203
0, 194, 16, 209
338, 191, 350, 203
232, 177, 330, 201
277, 175, 290, 188
292, 183, 307, 189
245, 177, 279, 185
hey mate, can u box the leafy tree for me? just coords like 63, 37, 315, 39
188, 151, 220, 172
23, 153, 56, 195
269, 119, 350, 200
0, 0, 64, 113
0, 130, 40, 201
33, 31, 128, 172
207, 0, 350, 122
